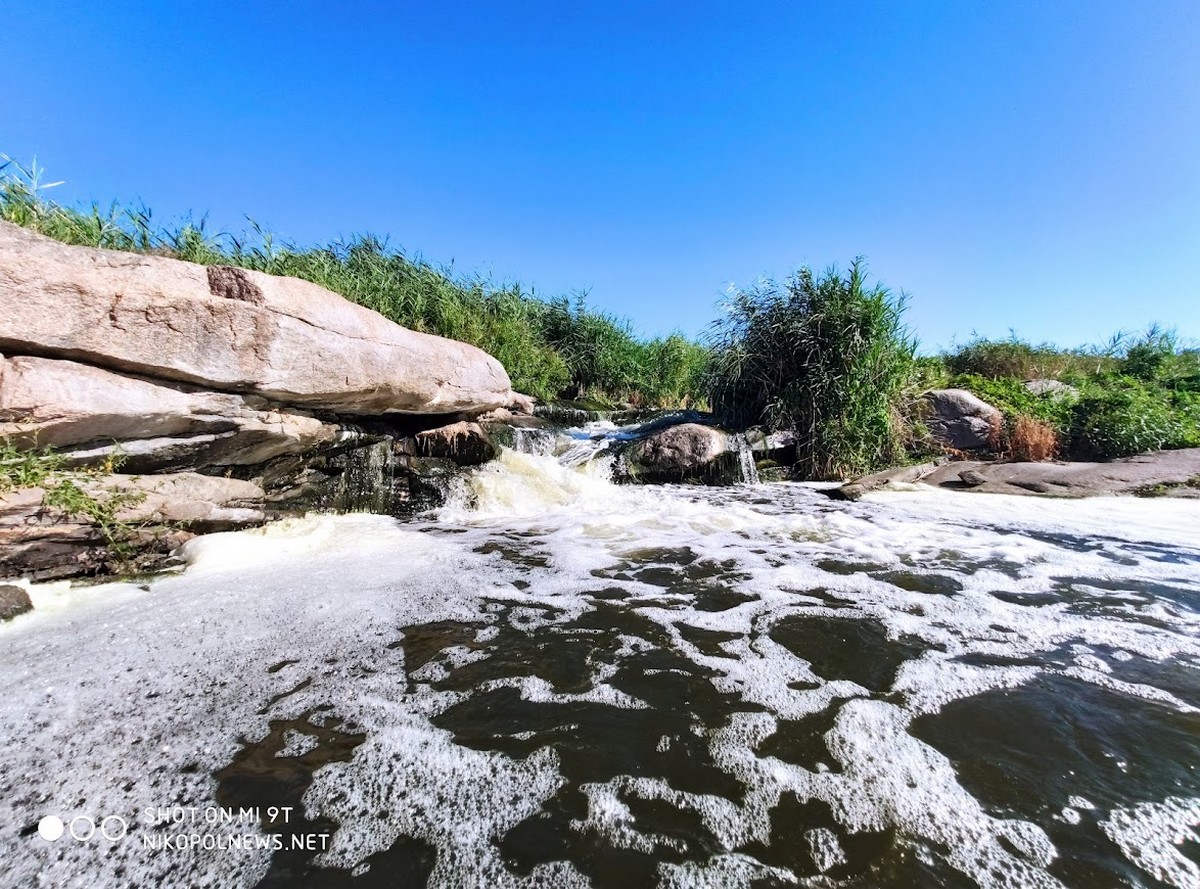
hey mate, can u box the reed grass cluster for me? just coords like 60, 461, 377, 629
707, 261, 915, 480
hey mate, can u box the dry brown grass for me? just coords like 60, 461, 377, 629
1009, 415, 1059, 462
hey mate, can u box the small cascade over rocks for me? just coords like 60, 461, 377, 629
730, 432, 761, 485
444, 414, 763, 515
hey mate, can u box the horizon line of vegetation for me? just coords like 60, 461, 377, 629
3, 154, 1198, 480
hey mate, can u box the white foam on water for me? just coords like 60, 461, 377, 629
806, 826, 846, 872
1100, 796, 1200, 888
3, 446, 1199, 886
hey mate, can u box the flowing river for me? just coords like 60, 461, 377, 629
2, 422, 1199, 888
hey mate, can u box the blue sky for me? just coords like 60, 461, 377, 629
3, 1, 1198, 351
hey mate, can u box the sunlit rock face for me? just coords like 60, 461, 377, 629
922, 388, 1003, 451
0, 220, 513, 416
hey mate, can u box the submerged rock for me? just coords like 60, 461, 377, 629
0, 584, 32, 621
826, 463, 940, 501
922, 389, 1002, 451
0, 220, 513, 415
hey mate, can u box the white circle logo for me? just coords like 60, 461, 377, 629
69, 816, 96, 842
37, 816, 64, 842
100, 816, 128, 841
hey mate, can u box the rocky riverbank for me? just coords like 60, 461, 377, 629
0, 220, 534, 582
830, 448, 1200, 500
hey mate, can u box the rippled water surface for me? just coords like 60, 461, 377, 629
2, 443, 1199, 888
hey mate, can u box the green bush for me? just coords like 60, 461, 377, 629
707, 260, 914, 480
947, 374, 1075, 431
1069, 382, 1200, 458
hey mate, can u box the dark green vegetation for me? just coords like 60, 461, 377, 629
0, 157, 708, 407
707, 262, 915, 480
938, 329, 1200, 459
3, 155, 1197, 475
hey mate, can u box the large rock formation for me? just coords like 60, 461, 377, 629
922, 389, 1002, 451
0, 354, 340, 473
0, 221, 513, 415
0, 221, 529, 580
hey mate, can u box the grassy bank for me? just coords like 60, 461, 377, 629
4, 156, 1197, 477
705, 269, 1198, 475
928, 330, 1200, 460
0, 157, 708, 407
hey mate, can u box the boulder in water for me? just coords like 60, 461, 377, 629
0, 584, 32, 621
621, 422, 737, 484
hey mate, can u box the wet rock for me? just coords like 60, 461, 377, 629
0, 584, 32, 620
832, 448, 1200, 499
415, 421, 497, 466
0, 473, 263, 580
827, 463, 939, 501
0, 220, 512, 415
622, 422, 733, 484
0, 354, 339, 472
746, 428, 797, 463
922, 389, 1002, 451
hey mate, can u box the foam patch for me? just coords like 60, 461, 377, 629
2, 441, 1199, 887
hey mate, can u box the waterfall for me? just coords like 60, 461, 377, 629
511, 426, 559, 457
730, 433, 761, 485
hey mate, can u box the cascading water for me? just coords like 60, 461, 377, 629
3, 440, 1199, 888
729, 433, 761, 485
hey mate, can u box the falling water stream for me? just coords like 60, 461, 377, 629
2, 421, 1198, 887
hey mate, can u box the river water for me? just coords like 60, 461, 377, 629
2, 424, 1199, 888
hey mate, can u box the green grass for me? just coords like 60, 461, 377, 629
707, 260, 915, 480
0, 155, 708, 407
1, 438, 147, 560
5, 154, 1196, 473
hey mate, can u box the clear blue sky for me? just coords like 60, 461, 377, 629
3, 1, 1198, 351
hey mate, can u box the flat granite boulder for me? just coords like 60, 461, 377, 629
831, 448, 1200, 499
0, 221, 512, 415
0, 353, 340, 472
